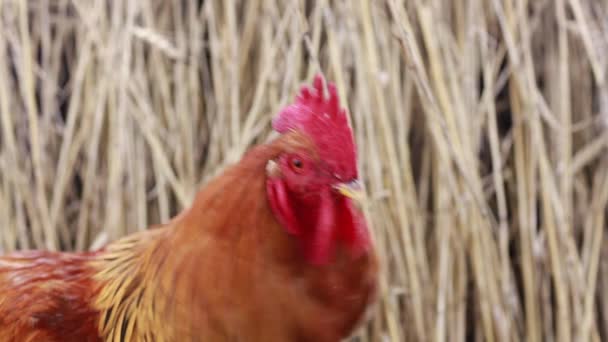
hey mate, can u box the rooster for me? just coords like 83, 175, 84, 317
0, 75, 378, 342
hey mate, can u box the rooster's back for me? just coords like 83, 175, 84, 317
0, 251, 101, 342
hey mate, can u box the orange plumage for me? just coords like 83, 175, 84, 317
0, 76, 378, 341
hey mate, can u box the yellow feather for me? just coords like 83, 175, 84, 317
91, 228, 173, 341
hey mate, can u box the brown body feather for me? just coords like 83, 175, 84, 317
0, 132, 378, 341
0, 251, 100, 342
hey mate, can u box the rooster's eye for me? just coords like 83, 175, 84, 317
287, 155, 307, 174
291, 158, 303, 169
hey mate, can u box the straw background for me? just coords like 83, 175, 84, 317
1, 1, 607, 341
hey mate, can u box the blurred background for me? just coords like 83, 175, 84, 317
1, 0, 607, 341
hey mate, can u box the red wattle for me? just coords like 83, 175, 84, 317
305, 189, 335, 265
336, 197, 370, 258
267, 179, 301, 235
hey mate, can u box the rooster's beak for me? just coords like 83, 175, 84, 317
333, 180, 364, 201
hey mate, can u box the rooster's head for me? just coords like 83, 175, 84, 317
266, 75, 370, 265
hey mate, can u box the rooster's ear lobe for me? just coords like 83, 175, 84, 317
266, 160, 282, 178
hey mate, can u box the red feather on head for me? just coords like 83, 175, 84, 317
272, 75, 358, 181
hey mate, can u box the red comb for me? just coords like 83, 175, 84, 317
273, 74, 357, 179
